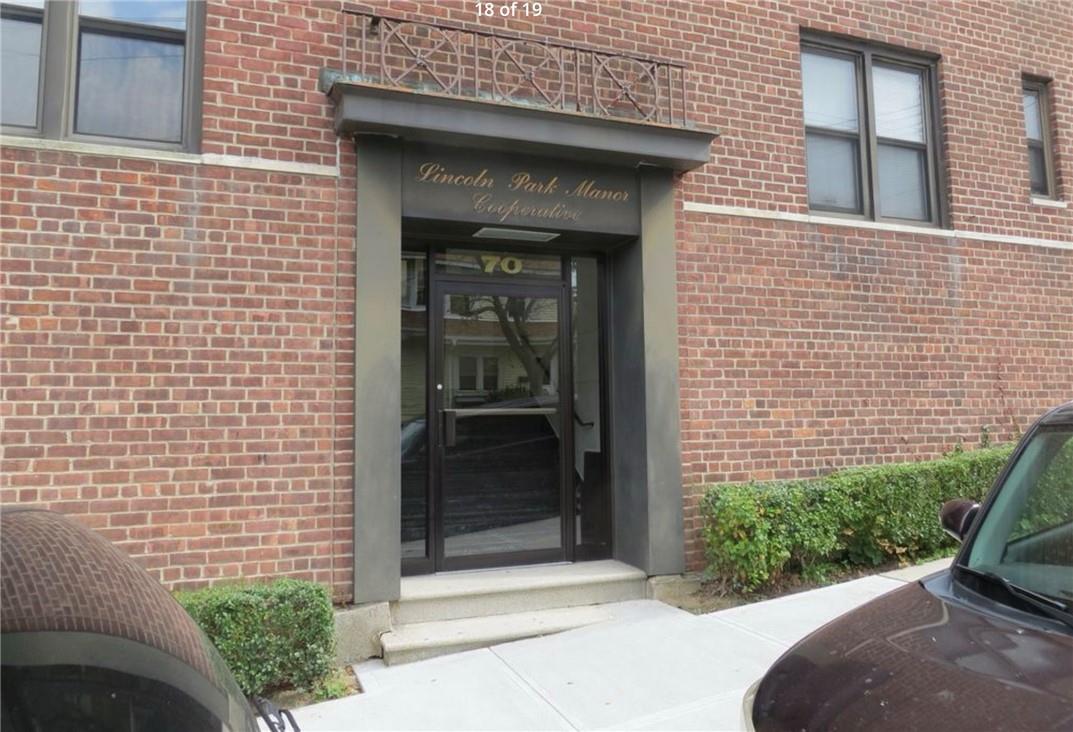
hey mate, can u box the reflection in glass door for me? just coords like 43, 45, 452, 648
437, 285, 565, 568
400, 252, 429, 563
400, 247, 610, 575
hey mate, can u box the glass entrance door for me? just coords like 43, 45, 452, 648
400, 246, 611, 575
434, 281, 567, 570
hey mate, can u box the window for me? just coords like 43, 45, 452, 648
1023, 78, 1056, 198
456, 355, 498, 392
448, 294, 472, 316
401, 254, 427, 309
802, 35, 943, 224
1, 1, 43, 129
2, 664, 222, 732
458, 356, 478, 391
0, 0, 202, 150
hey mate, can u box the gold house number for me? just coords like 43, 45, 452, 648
480, 255, 523, 275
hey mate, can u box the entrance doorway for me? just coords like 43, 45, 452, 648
401, 247, 611, 574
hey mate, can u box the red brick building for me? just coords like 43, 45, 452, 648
2, 0, 1071, 608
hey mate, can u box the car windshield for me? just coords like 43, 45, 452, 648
964, 425, 1073, 603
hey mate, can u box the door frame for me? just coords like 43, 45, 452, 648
356, 140, 685, 604
429, 274, 574, 573
401, 244, 616, 577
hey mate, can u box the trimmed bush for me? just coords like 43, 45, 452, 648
176, 578, 335, 696
701, 445, 1014, 592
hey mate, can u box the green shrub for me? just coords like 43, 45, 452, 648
701, 481, 795, 589
702, 445, 1015, 592
176, 578, 335, 697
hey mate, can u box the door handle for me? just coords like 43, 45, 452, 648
573, 407, 595, 428
445, 408, 558, 417
441, 407, 558, 448
443, 410, 457, 448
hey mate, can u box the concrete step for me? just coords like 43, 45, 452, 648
392, 559, 647, 625
381, 604, 614, 665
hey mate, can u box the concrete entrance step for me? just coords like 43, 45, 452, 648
381, 604, 614, 665
392, 559, 647, 625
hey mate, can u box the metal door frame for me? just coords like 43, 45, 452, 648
428, 267, 574, 573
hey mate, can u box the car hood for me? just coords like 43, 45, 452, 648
753, 573, 1073, 732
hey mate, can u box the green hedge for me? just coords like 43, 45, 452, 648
176, 578, 335, 697
701, 445, 1014, 592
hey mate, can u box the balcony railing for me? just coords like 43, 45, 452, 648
340, 10, 692, 127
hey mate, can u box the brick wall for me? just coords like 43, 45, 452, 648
203, 1, 342, 164
2, 0, 1071, 593
2, 0, 357, 600
1, 148, 357, 600
676, 216, 1073, 568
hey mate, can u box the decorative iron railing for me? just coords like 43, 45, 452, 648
341, 10, 692, 127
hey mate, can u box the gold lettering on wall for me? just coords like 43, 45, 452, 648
509, 172, 560, 195
415, 162, 494, 188
411, 157, 632, 226
472, 193, 582, 223
567, 179, 630, 202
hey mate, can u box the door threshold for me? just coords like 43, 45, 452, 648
397, 560, 645, 603
432, 560, 572, 576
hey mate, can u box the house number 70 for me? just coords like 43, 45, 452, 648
481, 255, 523, 274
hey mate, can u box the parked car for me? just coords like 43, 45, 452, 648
745, 401, 1073, 731
0, 508, 297, 732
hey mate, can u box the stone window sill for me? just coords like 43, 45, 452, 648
1030, 196, 1068, 208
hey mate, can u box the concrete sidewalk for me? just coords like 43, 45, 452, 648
288, 558, 952, 731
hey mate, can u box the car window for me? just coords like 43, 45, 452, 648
1, 664, 224, 732
1010, 434, 1073, 541
966, 427, 1073, 600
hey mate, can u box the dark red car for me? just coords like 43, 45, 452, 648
746, 401, 1073, 731
0, 508, 297, 732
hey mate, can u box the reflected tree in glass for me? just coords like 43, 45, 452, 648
454, 294, 559, 400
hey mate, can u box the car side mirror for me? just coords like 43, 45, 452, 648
940, 499, 980, 543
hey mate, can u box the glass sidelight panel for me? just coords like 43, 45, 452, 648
440, 290, 562, 559
571, 257, 610, 556
400, 252, 428, 560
